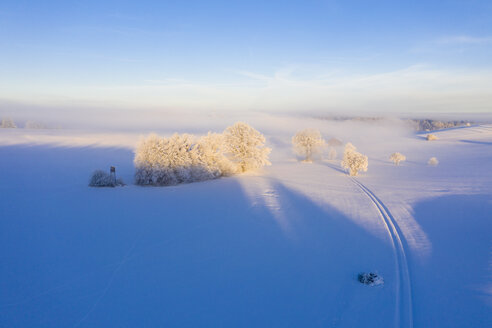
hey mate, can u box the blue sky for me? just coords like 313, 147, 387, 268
1, 0, 491, 114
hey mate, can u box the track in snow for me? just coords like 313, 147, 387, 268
351, 178, 413, 328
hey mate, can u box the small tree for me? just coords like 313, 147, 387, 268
222, 122, 271, 172
341, 143, 368, 176
389, 152, 406, 166
89, 169, 124, 187
0, 118, 16, 128
25, 121, 46, 129
426, 134, 438, 141
292, 128, 326, 162
428, 157, 439, 166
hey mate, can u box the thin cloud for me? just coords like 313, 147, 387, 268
3, 65, 492, 114
411, 35, 492, 53
144, 78, 189, 85
234, 70, 272, 82
436, 35, 492, 45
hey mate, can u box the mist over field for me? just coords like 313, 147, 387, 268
2, 109, 492, 327
2, 99, 490, 132
1, 0, 492, 327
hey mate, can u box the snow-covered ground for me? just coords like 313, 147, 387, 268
1, 117, 491, 327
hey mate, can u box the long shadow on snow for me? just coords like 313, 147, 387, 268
0, 144, 135, 189
0, 144, 394, 328
410, 194, 492, 328
320, 161, 347, 174
459, 139, 492, 146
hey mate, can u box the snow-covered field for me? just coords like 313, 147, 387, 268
1, 116, 491, 327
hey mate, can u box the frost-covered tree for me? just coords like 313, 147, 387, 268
428, 157, 439, 166
89, 170, 112, 187
222, 122, 271, 172
292, 128, 326, 162
134, 123, 270, 186
328, 147, 337, 160
134, 133, 201, 185
426, 134, 438, 141
341, 143, 368, 176
0, 118, 16, 128
389, 152, 406, 166
194, 132, 237, 177
25, 121, 46, 129
89, 169, 124, 187
344, 142, 357, 154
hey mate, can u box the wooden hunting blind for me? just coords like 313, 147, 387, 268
110, 166, 116, 184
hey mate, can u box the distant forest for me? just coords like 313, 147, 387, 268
317, 116, 472, 132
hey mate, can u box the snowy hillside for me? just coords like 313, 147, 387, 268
1, 118, 491, 327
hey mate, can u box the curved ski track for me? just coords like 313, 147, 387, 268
351, 178, 413, 328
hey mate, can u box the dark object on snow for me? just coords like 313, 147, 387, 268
89, 167, 125, 187
358, 272, 383, 286
110, 166, 116, 185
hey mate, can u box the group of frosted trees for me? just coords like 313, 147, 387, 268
0, 118, 49, 129
0, 118, 16, 128
291, 129, 369, 176
133, 124, 368, 185
134, 122, 271, 186
290, 127, 441, 176
128, 123, 442, 186
291, 129, 343, 162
